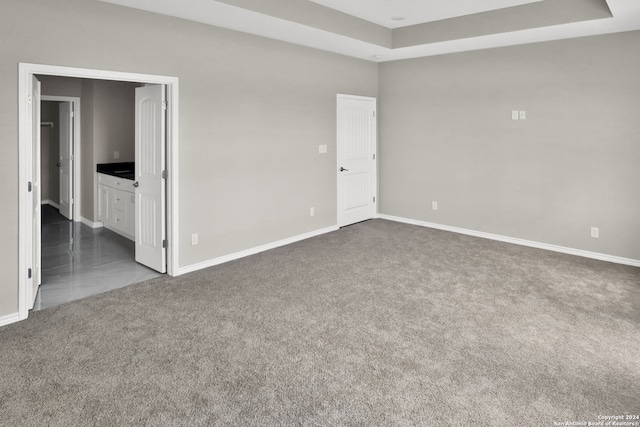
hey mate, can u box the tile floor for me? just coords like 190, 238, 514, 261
33, 205, 162, 311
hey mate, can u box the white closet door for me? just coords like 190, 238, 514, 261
337, 95, 377, 227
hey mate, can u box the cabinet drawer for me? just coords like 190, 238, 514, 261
113, 191, 127, 211
113, 210, 126, 227
98, 173, 135, 192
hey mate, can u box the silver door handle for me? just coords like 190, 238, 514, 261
57, 163, 62, 167
340, 167, 349, 172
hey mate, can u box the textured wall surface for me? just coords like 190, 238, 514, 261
0, 0, 378, 317
379, 31, 640, 260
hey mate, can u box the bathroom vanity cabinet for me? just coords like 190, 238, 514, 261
98, 173, 135, 241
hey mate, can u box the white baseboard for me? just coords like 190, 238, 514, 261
80, 216, 103, 229
378, 214, 640, 268
42, 202, 101, 229
0, 312, 21, 328
176, 225, 340, 276
41, 199, 60, 209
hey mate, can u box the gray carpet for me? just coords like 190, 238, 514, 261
1, 219, 638, 426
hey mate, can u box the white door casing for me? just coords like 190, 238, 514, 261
19, 63, 179, 323
337, 94, 377, 227
58, 102, 73, 220
135, 84, 167, 273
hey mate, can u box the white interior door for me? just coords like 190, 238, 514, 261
30, 75, 42, 308
135, 84, 167, 273
337, 94, 377, 227
58, 101, 73, 220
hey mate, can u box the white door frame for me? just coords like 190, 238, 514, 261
336, 94, 378, 227
18, 63, 180, 320
41, 96, 81, 222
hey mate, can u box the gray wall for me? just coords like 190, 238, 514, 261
40, 102, 60, 204
89, 79, 137, 221
0, 0, 378, 317
379, 31, 640, 261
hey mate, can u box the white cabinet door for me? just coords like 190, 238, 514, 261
98, 184, 108, 223
135, 85, 166, 273
98, 175, 135, 240
126, 192, 135, 238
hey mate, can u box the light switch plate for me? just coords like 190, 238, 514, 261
519, 111, 526, 120
512, 111, 519, 120
319, 145, 328, 154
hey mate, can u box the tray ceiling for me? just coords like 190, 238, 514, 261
308, 0, 543, 29
98, 0, 640, 62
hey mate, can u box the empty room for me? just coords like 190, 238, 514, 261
1, 0, 639, 425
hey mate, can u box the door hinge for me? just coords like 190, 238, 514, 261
373, 111, 375, 117
373, 196, 376, 203
28, 181, 32, 192
28, 268, 32, 279
27, 95, 32, 105
162, 170, 168, 179
373, 153, 376, 160
162, 239, 168, 249
162, 100, 167, 111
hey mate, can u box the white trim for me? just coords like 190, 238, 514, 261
42, 203, 101, 229
19, 68, 31, 319
80, 217, 104, 229
41, 199, 60, 209
0, 312, 21, 328
378, 214, 640, 268
19, 62, 180, 323
41, 96, 82, 222
176, 225, 339, 276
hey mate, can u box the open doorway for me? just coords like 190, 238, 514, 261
40, 96, 81, 221
36, 94, 162, 310
19, 63, 179, 321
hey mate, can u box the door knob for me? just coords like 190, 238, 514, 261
340, 167, 349, 172
133, 181, 139, 188
57, 163, 62, 167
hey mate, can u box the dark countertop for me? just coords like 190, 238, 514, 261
97, 162, 135, 181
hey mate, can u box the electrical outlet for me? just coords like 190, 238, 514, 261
191, 233, 199, 245
432, 201, 438, 211
590, 227, 599, 239
114, 151, 120, 159
318, 145, 327, 154
310, 207, 315, 217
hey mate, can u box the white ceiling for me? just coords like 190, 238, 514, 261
99, 0, 640, 62
308, 0, 543, 29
